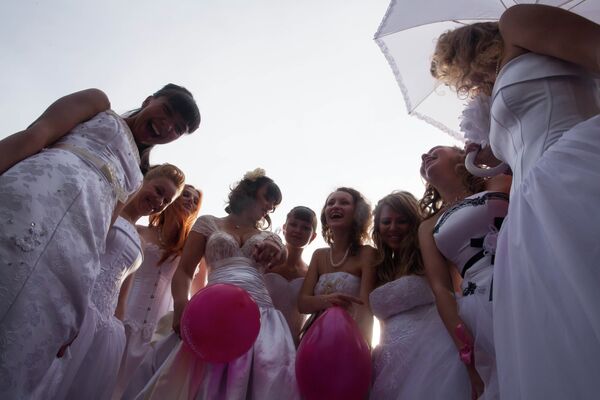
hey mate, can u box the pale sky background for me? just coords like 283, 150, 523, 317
0, 0, 458, 257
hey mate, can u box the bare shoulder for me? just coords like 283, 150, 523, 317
418, 217, 437, 236
358, 245, 378, 263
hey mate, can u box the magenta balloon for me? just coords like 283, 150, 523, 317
181, 283, 261, 363
296, 307, 371, 400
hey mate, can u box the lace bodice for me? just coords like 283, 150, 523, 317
55, 110, 142, 203
191, 215, 283, 270
91, 217, 142, 323
314, 271, 360, 297
370, 275, 434, 321
491, 53, 600, 190
434, 191, 508, 278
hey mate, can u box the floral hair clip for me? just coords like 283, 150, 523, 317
243, 168, 266, 182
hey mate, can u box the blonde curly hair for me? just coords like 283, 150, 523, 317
431, 22, 503, 98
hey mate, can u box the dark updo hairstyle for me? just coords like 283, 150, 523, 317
134, 83, 201, 174
225, 174, 282, 230
372, 191, 424, 285
287, 206, 318, 231
320, 187, 372, 256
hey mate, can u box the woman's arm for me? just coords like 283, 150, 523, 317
171, 230, 206, 334
355, 246, 377, 345
418, 220, 464, 348
500, 4, 600, 73
419, 219, 483, 397
0, 89, 110, 175
297, 249, 362, 314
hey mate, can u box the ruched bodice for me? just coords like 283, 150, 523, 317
370, 275, 433, 321
491, 53, 600, 190
92, 217, 142, 324
434, 191, 509, 282
209, 259, 274, 308
314, 271, 360, 297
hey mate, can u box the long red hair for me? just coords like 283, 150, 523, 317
149, 184, 202, 264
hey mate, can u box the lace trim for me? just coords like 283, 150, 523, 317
434, 192, 509, 234
374, 31, 465, 141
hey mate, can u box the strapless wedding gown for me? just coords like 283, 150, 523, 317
264, 273, 305, 342
491, 53, 600, 399
370, 275, 470, 399
434, 191, 509, 399
133, 215, 299, 400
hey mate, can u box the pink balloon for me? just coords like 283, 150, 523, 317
296, 307, 371, 400
181, 283, 261, 363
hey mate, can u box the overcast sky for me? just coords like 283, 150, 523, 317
0, 0, 458, 258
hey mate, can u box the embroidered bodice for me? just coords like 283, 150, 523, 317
370, 275, 434, 321
191, 215, 283, 270
433, 191, 509, 278
55, 110, 142, 203
314, 271, 360, 297
91, 217, 142, 325
491, 53, 600, 190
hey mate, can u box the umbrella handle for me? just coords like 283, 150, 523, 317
465, 151, 508, 178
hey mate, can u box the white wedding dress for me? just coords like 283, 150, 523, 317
132, 215, 299, 400
114, 239, 181, 398
491, 53, 600, 399
433, 191, 509, 399
264, 273, 305, 342
370, 275, 470, 399
45, 216, 142, 400
0, 111, 142, 398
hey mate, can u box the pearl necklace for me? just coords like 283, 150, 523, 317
329, 247, 350, 268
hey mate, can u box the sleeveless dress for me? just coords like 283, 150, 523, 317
114, 240, 180, 398
433, 191, 509, 399
370, 275, 470, 400
0, 110, 142, 398
491, 53, 600, 399
264, 273, 305, 342
133, 215, 299, 400
44, 216, 142, 400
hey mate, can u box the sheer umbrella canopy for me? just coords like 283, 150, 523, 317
374, 0, 600, 141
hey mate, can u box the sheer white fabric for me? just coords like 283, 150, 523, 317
434, 191, 509, 399
0, 111, 142, 398
130, 215, 299, 400
370, 275, 470, 399
491, 53, 600, 399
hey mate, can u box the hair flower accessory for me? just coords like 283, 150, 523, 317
243, 168, 266, 182
460, 94, 492, 147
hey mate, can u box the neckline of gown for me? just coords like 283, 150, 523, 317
263, 272, 305, 284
